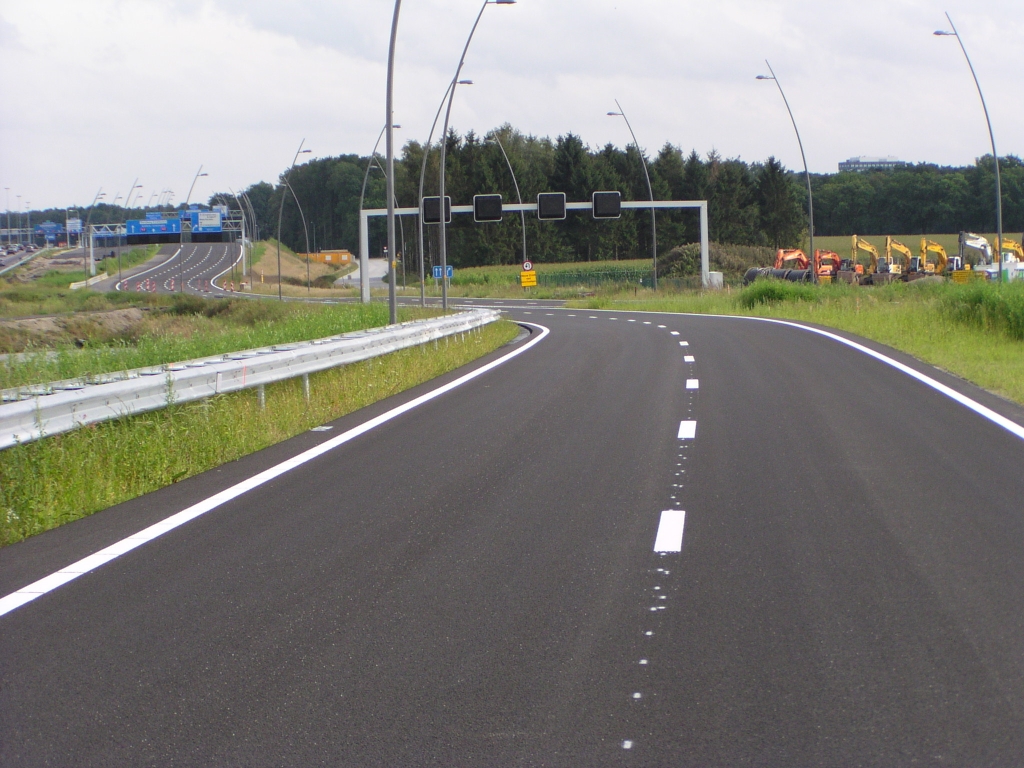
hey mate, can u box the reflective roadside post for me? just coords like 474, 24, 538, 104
935, 14, 1003, 282
757, 62, 816, 282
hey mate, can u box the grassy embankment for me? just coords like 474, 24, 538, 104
0, 296, 408, 389
569, 279, 1024, 406
29, 245, 161, 288
244, 240, 359, 297
0, 292, 520, 546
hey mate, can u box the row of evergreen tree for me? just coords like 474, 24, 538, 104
226, 125, 1023, 269
227, 125, 809, 269
29, 126, 1024, 269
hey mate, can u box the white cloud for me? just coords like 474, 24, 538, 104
1, 0, 1021, 209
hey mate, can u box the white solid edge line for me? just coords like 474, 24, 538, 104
678, 420, 697, 439
654, 510, 686, 552
571, 305, 1024, 443
0, 322, 552, 619
686, 379, 699, 390
724, 314, 1024, 442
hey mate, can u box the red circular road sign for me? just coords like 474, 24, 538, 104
522, 260, 534, 271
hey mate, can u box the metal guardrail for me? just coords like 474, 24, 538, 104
0, 309, 500, 450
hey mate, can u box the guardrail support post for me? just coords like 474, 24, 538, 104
257, 384, 266, 409
302, 374, 310, 402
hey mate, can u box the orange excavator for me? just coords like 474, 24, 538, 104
774, 249, 809, 270
815, 250, 841, 281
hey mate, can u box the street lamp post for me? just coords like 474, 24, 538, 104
417, 79, 472, 307
757, 61, 815, 281
357, 126, 401, 302
275, 142, 311, 301
16, 195, 21, 244
122, 179, 141, 262
486, 135, 527, 265
371, 156, 407, 285
282, 177, 311, 293
608, 100, 658, 290
83, 189, 105, 276
436, 0, 516, 312
935, 14, 1003, 282
181, 166, 208, 292
385, 0, 402, 324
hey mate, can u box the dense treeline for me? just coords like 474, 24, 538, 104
225, 125, 806, 271
812, 156, 1024, 236
228, 127, 1024, 271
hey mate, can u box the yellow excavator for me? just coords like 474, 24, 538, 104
919, 239, 948, 274
851, 235, 879, 273
884, 237, 912, 275
998, 236, 1024, 262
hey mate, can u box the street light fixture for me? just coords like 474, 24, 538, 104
275, 142, 312, 301
608, 100, 658, 290
485, 135, 527, 266
184, 166, 208, 206
757, 61, 816, 281
417, 80, 472, 307
935, 14, 1003, 281
436, 0, 516, 312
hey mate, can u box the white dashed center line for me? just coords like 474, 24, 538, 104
654, 510, 686, 552
686, 379, 699, 390
670, 331, 680, 336
679, 341, 689, 347
684, 355, 695, 363
677, 420, 697, 439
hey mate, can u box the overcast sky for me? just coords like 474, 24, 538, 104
1, 0, 1021, 211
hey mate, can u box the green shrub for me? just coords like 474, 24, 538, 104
939, 281, 1024, 340
739, 279, 819, 308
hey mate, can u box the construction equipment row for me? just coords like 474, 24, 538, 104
744, 232, 1024, 286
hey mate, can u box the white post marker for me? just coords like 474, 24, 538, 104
678, 420, 697, 439
654, 510, 686, 552
686, 379, 699, 390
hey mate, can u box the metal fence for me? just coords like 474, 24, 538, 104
0, 309, 500, 450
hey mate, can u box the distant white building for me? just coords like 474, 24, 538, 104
838, 156, 907, 172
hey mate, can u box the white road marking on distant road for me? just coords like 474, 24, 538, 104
0, 323, 554, 619
654, 510, 686, 552
678, 421, 696, 439
670, 331, 680, 336
679, 341, 689, 347
686, 379, 699, 390
684, 355, 695, 363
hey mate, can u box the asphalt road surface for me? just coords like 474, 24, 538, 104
101, 242, 241, 294
2, 303, 1024, 765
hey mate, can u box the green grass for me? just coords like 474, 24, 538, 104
100, 244, 160, 277
0, 319, 519, 547
0, 298, 439, 390
569, 280, 1024, 406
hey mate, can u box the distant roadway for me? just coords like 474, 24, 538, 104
2, 300, 1024, 764
86, 242, 242, 294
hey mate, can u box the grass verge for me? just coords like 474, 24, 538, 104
0, 319, 519, 547
0, 299, 437, 390
569, 280, 1024, 406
